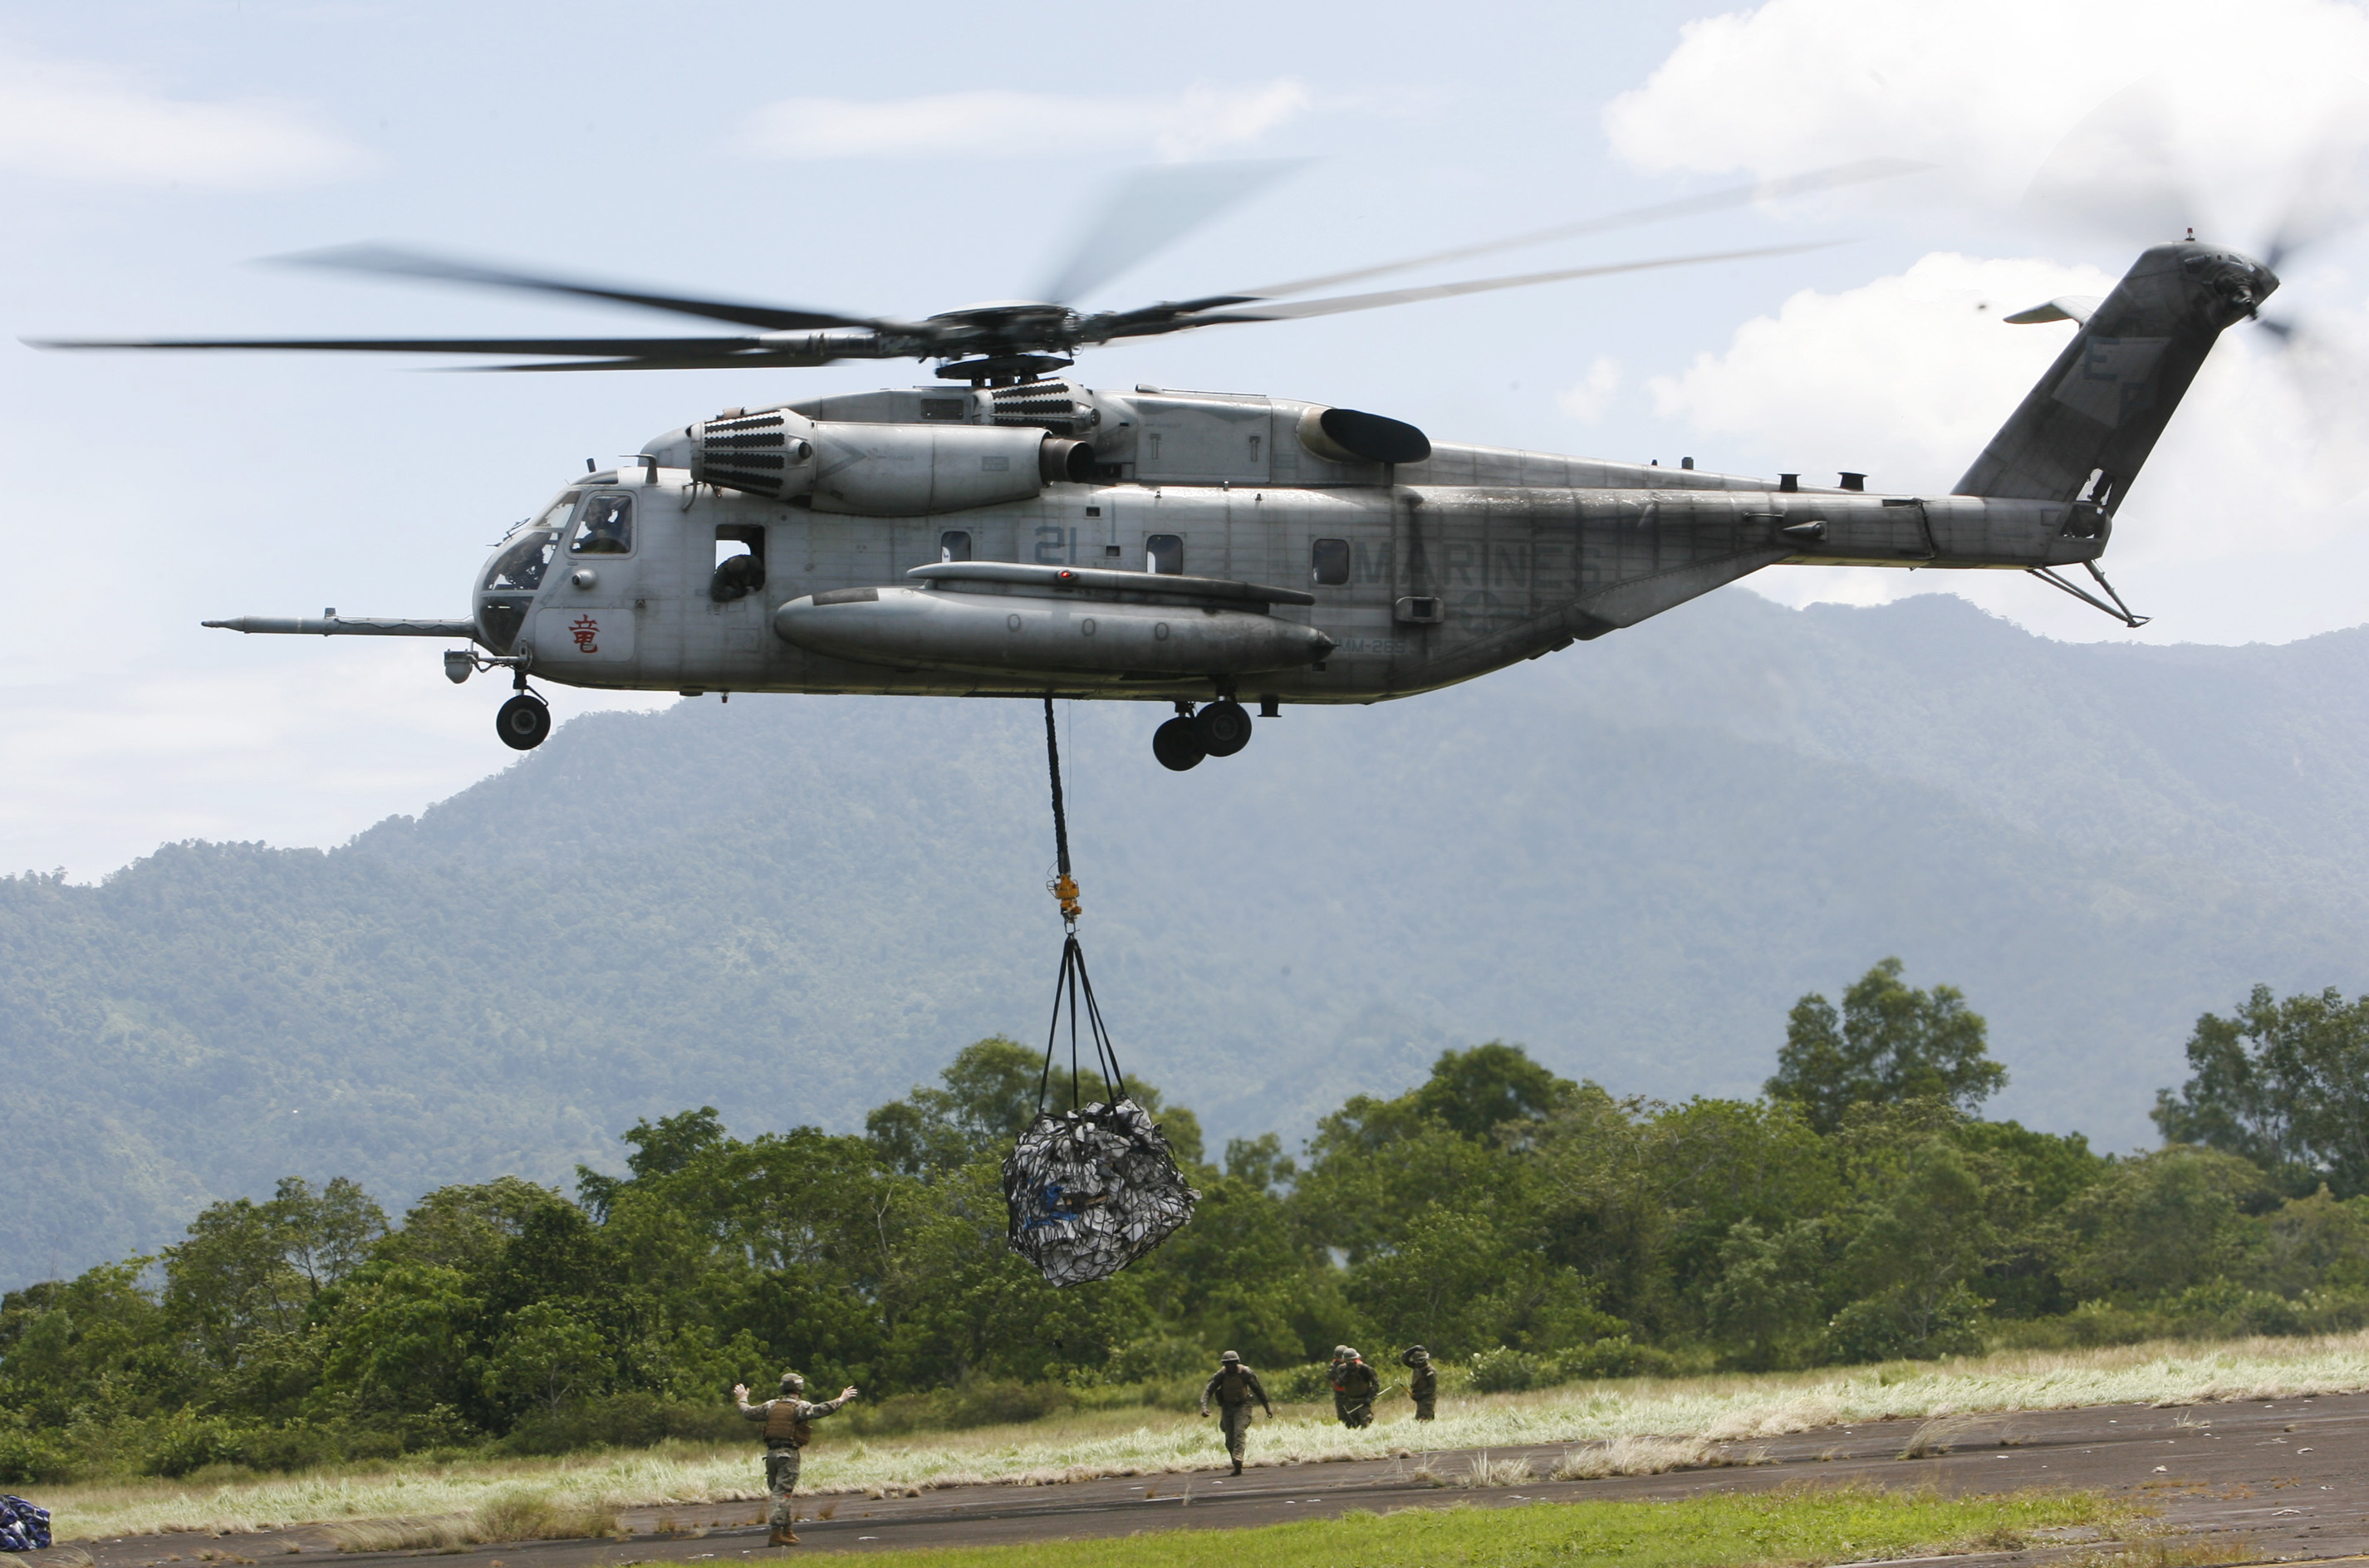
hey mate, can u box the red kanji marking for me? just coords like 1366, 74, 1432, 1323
570, 615, 599, 654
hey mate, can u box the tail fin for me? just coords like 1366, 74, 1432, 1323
1955, 241, 2274, 510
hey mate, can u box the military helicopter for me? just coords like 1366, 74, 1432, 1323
39, 160, 2278, 769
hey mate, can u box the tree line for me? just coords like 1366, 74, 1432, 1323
7, 960, 2369, 1484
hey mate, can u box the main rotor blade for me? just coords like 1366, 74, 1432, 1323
1038, 159, 1308, 305
471, 351, 854, 371
2022, 80, 2205, 246
1224, 159, 1924, 301
274, 244, 880, 331
30, 334, 778, 356
1109, 243, 1827, 335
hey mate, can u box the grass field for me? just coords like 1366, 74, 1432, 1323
40, 1331, 2369, 1542
645, 1484, 2150, 1568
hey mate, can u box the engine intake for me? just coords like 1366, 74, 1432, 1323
671, 407, 1091, 515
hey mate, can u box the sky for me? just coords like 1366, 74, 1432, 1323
2, 0, 2367, 881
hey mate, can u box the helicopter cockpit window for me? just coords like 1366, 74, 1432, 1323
570, 493, 634, 556
483, 530, 558, 592
1311, 537, 1351, 586
1147, 534, 1184, 575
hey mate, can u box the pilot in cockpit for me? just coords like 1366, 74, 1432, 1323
571, 495, 634, 556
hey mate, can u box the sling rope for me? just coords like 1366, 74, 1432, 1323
1034, 695, 1128, 1116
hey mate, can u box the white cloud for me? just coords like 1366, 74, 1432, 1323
1557, 355, 1623, 424
1650, 251, 2369, 621
743, 80, 1314, 163
1602, 0, 2369, 238
0, 42, 361, 189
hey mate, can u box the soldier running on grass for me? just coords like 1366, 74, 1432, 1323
734, 1372, 859, 1546
1198, 1350, 1274, 1475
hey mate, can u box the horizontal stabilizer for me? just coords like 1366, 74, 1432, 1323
2002, 295, 2101, 326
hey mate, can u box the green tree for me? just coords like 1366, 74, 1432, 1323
1703, 1218, 1827, 1370
483, 1300, 612, 1419
2059, 1147, 2273, 1300
1827, 1138, 1994, 1360
1766, 958, 2005, 1134
2153, 984, 2369, 1197
1409, 1042, 1577, 1142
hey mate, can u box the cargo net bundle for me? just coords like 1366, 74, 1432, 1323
1003, 699, 1198, 1287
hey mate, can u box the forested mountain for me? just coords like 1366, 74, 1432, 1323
7, 590, 2369, 1287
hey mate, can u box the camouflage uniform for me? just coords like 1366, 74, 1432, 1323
1331, 1346, 1379, 1428
1198, 1351, 1273, 1475
737, 1374, 854, 1545
1401, 1345, 1437, 1422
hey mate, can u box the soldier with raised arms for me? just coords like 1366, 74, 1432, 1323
1198, 1350, 1273, 1475
734, 1372, 859, 1546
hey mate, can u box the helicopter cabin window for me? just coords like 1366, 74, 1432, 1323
939, 530, 972, 562
710, 524, 767, 602
483, 530, 559, 592
1147, 534, 1184, 575
1311, 537, 1351, 586
570, 493, 634, 556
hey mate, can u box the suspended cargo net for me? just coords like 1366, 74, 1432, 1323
1002, 699, 1198, 1288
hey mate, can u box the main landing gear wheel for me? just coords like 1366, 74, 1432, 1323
1152, 716, 1206, 772
1192, 699, 1253, 757
496, 693, 552, 751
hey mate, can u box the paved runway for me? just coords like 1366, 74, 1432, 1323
32, 1390, 2369, 1563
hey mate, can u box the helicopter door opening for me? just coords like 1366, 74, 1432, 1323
1147, 534, 1184, 575
939, 530, 972, 563
711, 524, 767, 601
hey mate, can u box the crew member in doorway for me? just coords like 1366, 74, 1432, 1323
1199, 1350, 1273, 1475
734, 1372, 859, 1546
1331, 1345, 1380, 1428
1401, 1345, 1438, 1421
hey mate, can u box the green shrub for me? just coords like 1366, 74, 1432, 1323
0, 1424, 73, 1486
500, 1392, 746, 1456
1268, 1362, 1334, 1404
1467, 1346, 1550, 1394
1554, 1335, 1678, 1381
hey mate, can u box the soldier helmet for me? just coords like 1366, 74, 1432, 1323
1332, 1344, 1352, 1359
1405, 1345, 1430, 1360
778, 1371, 805, 1394
1342, 1346, 1361, 1360
1220, 1350, 1242, 1364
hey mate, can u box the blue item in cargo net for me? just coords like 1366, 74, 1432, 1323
0, 1496, 51, 1552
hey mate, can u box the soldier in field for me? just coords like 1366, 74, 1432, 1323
734, 1372, 859, 1546
1331, 1345, 1379, 1428
1198, 1350, 1273, 1475
1401, 1345, 1438, 1421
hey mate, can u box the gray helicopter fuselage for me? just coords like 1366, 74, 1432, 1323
479, 381, 2104, 707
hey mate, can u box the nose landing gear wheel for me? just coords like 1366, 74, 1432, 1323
496, 693, 552, 751
1192, 699, 1253, 757
1151, 716, 1206, 771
